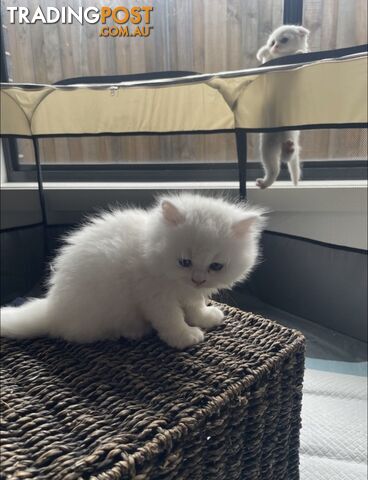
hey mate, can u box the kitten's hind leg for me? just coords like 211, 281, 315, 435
281, 132, 301, 186
256, 133, 282, 189
287, 154, 301, 186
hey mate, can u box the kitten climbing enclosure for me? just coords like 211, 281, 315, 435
1, 45, 367, 200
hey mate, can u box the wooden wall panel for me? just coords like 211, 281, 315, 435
302, 0, 367, 161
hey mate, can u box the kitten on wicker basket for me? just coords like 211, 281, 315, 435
1, 194, 265, 349
256, 25, 310, 189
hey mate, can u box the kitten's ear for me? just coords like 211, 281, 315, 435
161, 200, 185, 226
297, 26, 309, 37
232, 214, 262, 238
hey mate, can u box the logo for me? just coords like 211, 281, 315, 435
6, 5, 154, 38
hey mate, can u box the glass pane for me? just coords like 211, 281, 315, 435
17, 133, 264, 165
15, 128, 368, 167
2, 0, 283, 165
301, 129, 367, 162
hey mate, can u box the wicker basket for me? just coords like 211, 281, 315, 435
0, 303, 305, 480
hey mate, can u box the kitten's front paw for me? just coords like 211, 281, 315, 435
162, 326, 204, 350
256, 178, 268, 189
189, 306, 224, 330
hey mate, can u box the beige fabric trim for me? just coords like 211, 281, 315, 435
1, 54, 367, 136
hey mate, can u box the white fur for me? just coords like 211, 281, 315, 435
256, 25, 309, 189
256, 25, 309, 63
258, 130, 301, 189
0, 194, 265, 349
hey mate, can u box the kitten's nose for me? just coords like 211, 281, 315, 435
192, 271, 206, 286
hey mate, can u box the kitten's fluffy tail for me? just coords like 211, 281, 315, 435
0, 298, 50, 339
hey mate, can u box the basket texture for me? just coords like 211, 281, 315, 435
0, 303, 305, 480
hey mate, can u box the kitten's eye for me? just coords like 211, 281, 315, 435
178, 258, 192, 268
209, 262, 223, 272
280, 37, 289, 44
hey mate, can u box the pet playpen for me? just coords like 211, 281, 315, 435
1, 45, 367, 479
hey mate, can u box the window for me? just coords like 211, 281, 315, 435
1, 0, 367, 182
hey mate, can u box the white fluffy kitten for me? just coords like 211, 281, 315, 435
256, 25, 310, 189
0, 194, 265, 349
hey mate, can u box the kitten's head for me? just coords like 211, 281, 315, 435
259, 25, 309, 61
147, 194, 266, 292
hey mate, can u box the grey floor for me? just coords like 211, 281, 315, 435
221, 288, 367, 376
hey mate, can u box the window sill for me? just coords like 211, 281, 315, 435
1, 180, 366, 213
1, 179, 366, 190
1, 180, 367, 249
